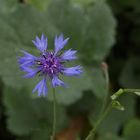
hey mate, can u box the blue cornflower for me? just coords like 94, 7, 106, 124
18, 34, 82, 96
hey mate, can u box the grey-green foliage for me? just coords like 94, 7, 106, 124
4, 87, 68, 138
1, 0, 137, 139
47, 0, 86, 50
47, 0, 116, 63
0, 5, 50, 88
0, 0, 18, 13
47, 68, 96, 105
82, 1, 116, 63
71, 0, 93, 6
0, 0, 116, 105
27, 0, 50, 10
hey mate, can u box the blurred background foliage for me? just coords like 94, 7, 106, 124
0, 0, 140, 140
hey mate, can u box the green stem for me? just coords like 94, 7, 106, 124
123, 89, 140, 93
110, 88, 124, 100
100, 66, 110, 115
51, 88, 57, 140
85, 88, 140, 140
85, 102, 113, 140
111, 88, 140, 100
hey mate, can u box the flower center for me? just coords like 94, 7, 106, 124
37, 52, 63, 77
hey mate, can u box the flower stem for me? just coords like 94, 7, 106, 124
123, 89, 140, 93
85, 102, 113, 140
111, 88, 140, 100
100, 63, 110, 115
51, 88, 57, 140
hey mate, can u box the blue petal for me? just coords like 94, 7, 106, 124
61, 49, 77, 61
62, 66, 82, 76
23, 68, 40, 78
20, 66, 33, 72
33, 78, 48, 96
18, 50, 37, 67
19, 60, 34, 68
21, 50, 37, 59
32, 34, 48, 52
54, 34, 69, 55
52, 76, 66, 87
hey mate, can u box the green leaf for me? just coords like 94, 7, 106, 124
124, 119, 140, 140
47, 67, 96, 105
71, 0, 93, 6
0, 0, 115, 105
47, 0, 86, 50
0, 6, 50, 88
0, 0, 18, 14
27, 0, 50, 10
0, 4, 85, 105
3, 87, 68, 136
81, 1, 116, 63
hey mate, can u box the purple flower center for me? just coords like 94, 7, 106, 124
37, 52, 63, 77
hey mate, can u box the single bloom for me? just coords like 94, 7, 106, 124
18, 34, 82, 96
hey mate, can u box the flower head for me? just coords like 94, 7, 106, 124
18, 34, 82, 96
